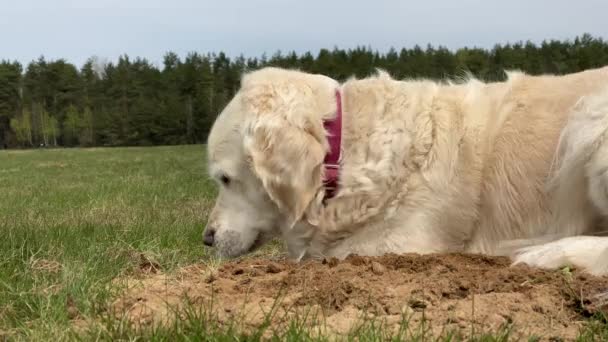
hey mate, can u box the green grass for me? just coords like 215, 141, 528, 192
0, 145, 216, 340
0, 145, 606, 341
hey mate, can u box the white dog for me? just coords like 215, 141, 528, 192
204, 65, 608, 276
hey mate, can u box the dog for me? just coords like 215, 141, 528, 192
203, 65, 608, 276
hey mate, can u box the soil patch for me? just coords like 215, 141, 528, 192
110, 253, 608, 340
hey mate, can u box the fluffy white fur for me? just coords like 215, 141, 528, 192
205, 65, 608, 277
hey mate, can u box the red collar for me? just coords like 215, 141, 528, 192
322, 89, 343, 201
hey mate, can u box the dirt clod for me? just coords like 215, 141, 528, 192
408, 298, 428, 310
204, 273, 216, 283
370, 261, 386, 275
138, 254, 161, 274
265, 262, 283, 274
66, 295, 79, 319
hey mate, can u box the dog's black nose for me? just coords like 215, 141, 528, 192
203, 228, 215, 247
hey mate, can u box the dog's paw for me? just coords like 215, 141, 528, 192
511, 242, 569, 270
511, 236, 608, 276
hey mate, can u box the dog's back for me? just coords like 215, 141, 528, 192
465, 67, 608, 277
466, 67, 608, 253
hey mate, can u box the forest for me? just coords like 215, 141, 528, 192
1, 33, 607, 149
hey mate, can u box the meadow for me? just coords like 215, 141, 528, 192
0, 145, 606, 341
0, 145, 217, 339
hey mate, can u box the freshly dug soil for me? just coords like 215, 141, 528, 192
110, 253, 608, 340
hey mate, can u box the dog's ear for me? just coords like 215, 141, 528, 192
240, 68, 337, 225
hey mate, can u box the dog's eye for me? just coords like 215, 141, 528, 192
220, 175, 231, 186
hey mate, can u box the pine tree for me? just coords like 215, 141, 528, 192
80, 107, 94, 146
1, 34, 607, 149
0, 61, 22, 147
48, 116, 59, 147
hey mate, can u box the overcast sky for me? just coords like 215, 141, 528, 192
2, 0, 607, 68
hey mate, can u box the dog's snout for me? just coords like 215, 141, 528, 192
203, 227, 216, 247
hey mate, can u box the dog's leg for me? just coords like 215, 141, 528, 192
512, 86, 608, 276
586, 137, 608, 218
512, 236, 608, 276
319, 208, 469, 259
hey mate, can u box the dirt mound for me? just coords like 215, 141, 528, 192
111, 253, 608, 340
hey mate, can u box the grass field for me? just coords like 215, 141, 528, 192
0, 145, 218, 339
0, 145, 606, 341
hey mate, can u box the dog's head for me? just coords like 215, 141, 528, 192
204, 67, 339, 258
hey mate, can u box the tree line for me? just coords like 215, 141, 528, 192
1, 33, 608, 149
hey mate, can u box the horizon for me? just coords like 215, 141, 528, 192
3, 33, 604, 71
3, 0, 608, 68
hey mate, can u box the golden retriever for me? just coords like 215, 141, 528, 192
204, 65, 608, 276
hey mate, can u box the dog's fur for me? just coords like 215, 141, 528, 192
205, 65, 608, 276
